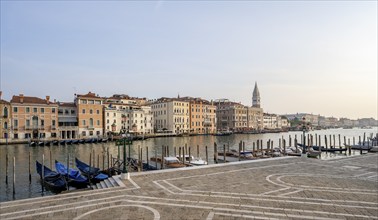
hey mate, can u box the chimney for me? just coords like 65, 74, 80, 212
20, 94, 24, 104
46, 96, 50, 104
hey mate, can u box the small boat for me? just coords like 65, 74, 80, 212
79, 139, 85, 144
29, 141, 37, 147
55, 160, 88, 188
164, 157, 188, 168
297, 143, 347, 152
101, 138, 108, 142
75, 158, 108, 183
44, 141, 51, 146
36, 161, 67, 192
177, 155, 208, 165
52, 140, 59, 145
38, 141, 44, 146
307, 148, 321, 158
72, 140, 79, 144
66, 140, 72, 145
85, 138, 93, 143
59, 140, 66, 145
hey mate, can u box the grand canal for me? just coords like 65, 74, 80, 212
1, 127, 377, 202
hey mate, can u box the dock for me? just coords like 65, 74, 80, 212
1, 154, 377, 219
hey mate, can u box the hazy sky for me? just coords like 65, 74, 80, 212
1, 1, 377, 119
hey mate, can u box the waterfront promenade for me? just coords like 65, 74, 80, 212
1, 154, 377, 220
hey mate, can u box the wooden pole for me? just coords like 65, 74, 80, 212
238, 142, 241, 161
289, 135, 292, 147
29, 151, 31, 184
13, 156, 16, 195
214, 142, 218, 163
205, 146, 208, 165
161, 145, 164, 169
102, 152, 105, 171
283, 139, 286, 156
325, 135, 328, 150
243, 141, 245, 152
315, 134, 318, 146
174, 147, 176, 157
146, 146, 149, 167
197, 145, 199, 158
223, 144, 226, 163
49, 150, 52, 169
139, 146, 142, 172
155, 148, 158, 169
42, 154, 45, 192
338, 134, 341, 148
189, 146, 192, 163
6, 153, 8, 185
353, 136, 355, 145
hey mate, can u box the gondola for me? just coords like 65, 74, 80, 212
29, 141, 37, 147
84, 138, 93, 143
66, 140, 72, 145
72, 140, 79, 144
75, 158, 108, 183
59, 140, 66, 145
52, 140, 59, 145
36, 161, 67, 192
55, 160, 88, 188
297, 143, 347, 152
79, 139, 85, 144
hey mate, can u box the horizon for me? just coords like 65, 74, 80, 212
1, 1, 377, 119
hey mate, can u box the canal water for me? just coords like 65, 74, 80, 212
0, 127, 376, 202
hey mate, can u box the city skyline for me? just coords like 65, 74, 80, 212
1, 1, 377, 119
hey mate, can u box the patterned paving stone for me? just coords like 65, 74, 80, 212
0, 154, 377, 219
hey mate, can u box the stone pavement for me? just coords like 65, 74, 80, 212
1, 154, 377, 220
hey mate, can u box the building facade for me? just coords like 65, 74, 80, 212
76, 92, 104, 138
10, 94, 58, 139
150, 98, 190, 134
58, 102, 78, 139
180, 97, 216, 134
0, 92, 11, 140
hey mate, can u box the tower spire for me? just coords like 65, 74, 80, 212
252, 82, 261, 108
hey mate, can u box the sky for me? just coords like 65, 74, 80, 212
1, 1, 377, 120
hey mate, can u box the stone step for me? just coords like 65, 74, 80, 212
112, 175, 126, 187
104, 179, 113, 188
108, 177, 119, 187
96, 183, 102, 189
100, 181, 107, 189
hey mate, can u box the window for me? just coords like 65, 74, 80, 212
41, 120, 44, 126
26, 119, 30, 128
95, 100, 101, 105
89, 118, 94, 127
97, 110, 100, 114
13, 107, 18, 113
97, 120, 100, 126
52, 108, 56, 113
82, 120, 86, 126
96, 131, 100, 135
65, 109, 69, 114
89, 131, 93, 136
90, 109, 93, 114
113, 112, 116, 117
3, 107, 8, 117
33, 108, 37, 113
71, 110, 75, 114
88, 100, 94, 104
82, 109, 86, 114
107, 119, 109, 124
41, 108, 45, 113
52, 120, 56, 127
14, 119, 18, 128
81, 100, 87, 104
82, 131, 86, 136
26, 107, 30, 113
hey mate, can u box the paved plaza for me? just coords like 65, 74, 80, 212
1, 154, 377, 220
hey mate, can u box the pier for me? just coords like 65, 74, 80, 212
1, 153, 377, 219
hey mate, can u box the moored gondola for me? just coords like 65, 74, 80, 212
55, 160, 88, 188
36, 161, 67, 192
75, 158, 108, 183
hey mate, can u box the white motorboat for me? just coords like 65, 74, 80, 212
177, 155, 208, 165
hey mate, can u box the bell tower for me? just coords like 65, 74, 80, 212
252, 82, 261, 108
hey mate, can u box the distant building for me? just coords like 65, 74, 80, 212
0, 91, 11, 140
58, 102, 78, 139
150, 98, 190, 134
10, 94, 58, 139
76, 92, 104, 138
180, 97, 216, 134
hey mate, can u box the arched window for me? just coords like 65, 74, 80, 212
89, 118, 94, 127
3, 107, 8, 117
